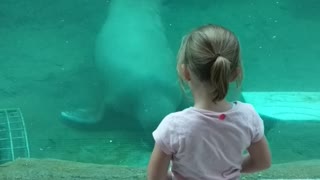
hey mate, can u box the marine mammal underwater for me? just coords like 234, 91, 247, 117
61, 0, 183, 134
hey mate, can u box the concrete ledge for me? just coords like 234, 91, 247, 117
1, 158, 319, 179
242, 92, 320, 121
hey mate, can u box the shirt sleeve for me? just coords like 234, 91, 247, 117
152, 114, 179, 155
249, 105, 265, 143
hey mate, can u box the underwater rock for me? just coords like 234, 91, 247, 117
260, 114, 278, 136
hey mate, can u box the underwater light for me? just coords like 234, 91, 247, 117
242, 92, 320, 121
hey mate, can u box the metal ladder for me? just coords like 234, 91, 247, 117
0, 108, 30, 164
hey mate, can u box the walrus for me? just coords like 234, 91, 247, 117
61, 0, 183, 133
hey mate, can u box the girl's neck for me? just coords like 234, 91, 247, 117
189, 79, 233, 112
191, 86, 233, 112
193, 99, 233, 113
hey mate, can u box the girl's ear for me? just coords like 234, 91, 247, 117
181, 64, 191, 81
230, 67, 241, 82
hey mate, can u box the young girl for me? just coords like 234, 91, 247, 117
147, 24, 271, 180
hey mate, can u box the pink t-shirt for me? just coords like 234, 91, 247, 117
152, 101, 264, 180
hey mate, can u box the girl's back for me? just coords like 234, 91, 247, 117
153, 101, 264, 179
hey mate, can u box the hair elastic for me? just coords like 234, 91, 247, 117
213, 53, 221, 61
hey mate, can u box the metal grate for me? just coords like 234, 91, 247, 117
0, 108, 30, 164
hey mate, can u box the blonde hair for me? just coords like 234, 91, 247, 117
177, 24, 243, 102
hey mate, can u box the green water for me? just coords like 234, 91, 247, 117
0, 0, 319, 170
